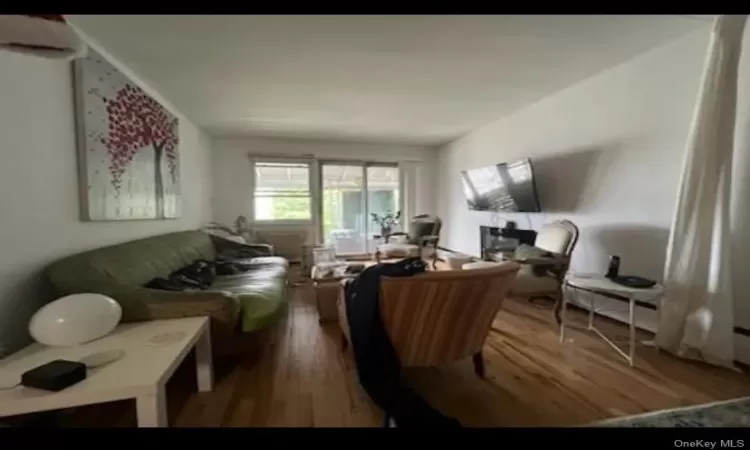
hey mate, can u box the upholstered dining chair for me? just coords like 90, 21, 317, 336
384, 214, 442, 245
378, 214, 443, 267
508, 219, 579, 325
337, 262, 520, 378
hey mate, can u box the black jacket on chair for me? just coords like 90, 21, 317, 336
344, 257, 461, 428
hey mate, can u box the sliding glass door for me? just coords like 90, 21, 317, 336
321, 162, 400, 254
365, 165, 400, 251
322, 164, 366, 254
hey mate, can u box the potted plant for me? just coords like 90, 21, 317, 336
371, 210, 401, 238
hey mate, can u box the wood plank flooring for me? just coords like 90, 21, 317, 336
56, 284, 750, 427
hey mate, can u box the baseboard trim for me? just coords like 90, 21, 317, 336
555, 301, 749, 371
438, 246, 750, 363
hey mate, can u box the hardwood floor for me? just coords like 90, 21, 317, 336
57, 285, 750, 427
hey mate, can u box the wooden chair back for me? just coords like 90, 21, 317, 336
378, 262, 520, 367
534, 219, 580, 282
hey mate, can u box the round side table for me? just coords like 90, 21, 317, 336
561, 273, 664, 367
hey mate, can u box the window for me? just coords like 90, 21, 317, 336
253, 161, 312, 221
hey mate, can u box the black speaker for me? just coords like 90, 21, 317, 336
21, 360, 86, 391
606, 255, 621, 278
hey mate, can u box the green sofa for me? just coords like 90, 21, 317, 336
46, 230, 290, 355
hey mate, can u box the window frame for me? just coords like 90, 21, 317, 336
250, 156, 315, 225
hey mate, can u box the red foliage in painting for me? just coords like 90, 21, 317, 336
99, 84, 178, 194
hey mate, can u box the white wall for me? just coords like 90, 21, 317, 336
211, 136, 437, 227
437, 25, 750, 362
0, 39, 213, 355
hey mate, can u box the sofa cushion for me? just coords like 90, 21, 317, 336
214, 265, 287, 283
513, 243, 552, 260
47, 231, 290, 336
211, 272, 287, 331
48, 231, 218, 292
233, 256, 289, 269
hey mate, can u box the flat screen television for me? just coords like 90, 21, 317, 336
460, 158, 542, 213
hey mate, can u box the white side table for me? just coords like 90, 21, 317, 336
0, 317, 213, 427
561, 273, 664, 367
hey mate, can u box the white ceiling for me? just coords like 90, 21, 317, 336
67, 15, 708, 146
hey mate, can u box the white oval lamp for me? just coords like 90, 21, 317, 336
29, 293, 122, 347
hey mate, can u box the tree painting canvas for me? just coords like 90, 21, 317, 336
73, 48, 180, 221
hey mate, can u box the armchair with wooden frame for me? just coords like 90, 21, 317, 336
337, 262, 520, 379
378, 214, 442, 267
508, 219, 579, 325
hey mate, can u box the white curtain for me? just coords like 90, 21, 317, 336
398, 161, 419, 233
656, 15, 747, 369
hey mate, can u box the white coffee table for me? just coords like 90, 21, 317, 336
0, 316, 213, 427
561, 273, 664, 367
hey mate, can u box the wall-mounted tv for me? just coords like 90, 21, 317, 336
460, 158, 542, 213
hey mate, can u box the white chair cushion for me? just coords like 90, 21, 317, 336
513, 243, 552, 260
378, 243, 420, 257
445, 254, 474, 270
512, 272, 559, 294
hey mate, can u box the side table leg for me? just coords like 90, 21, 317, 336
136, 389, 167, 427
196, 326, 214, 392
628, 298, 636, 367
559, 286, 568, 343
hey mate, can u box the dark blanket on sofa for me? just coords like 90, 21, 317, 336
344, 257, 462, 428
144, 259, 255, 291
175, 259, 216, 288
